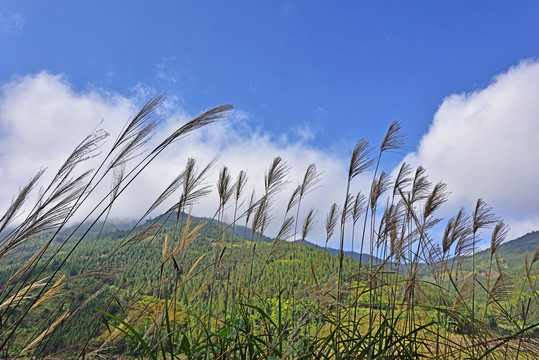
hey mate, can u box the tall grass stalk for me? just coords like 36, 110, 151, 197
1, 105, 538, 359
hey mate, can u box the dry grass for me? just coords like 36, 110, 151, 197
0, 97, 537, 359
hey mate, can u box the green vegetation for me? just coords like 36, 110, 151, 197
0, 97, 537, 359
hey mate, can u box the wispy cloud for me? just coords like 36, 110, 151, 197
403, 59, 539, 239
0, 10, 24, 33
155, 57, 192, 85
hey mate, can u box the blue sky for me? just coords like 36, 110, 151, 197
3, 1, 537, 147
1, 1, 539, 247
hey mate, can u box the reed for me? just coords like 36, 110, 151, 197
0, 97, 537, 359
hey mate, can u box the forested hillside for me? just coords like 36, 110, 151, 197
0, 212, 364, 357
2, 211, 537, 358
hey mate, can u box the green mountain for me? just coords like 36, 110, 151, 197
0, 212, 361, 357
489, 230, 538, 256
1, 211, 537, 358
294, 239, 383, 264
457, 230, 539, 276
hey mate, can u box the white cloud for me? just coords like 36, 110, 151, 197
0, 72, 365, 249
0, 72, 135, 185
2, 61, 538, 252
403, 59, 539, 240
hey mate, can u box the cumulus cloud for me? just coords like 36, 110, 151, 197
0, 73, 135, 176
0, 72, 370, 249
403, 59, 539, 239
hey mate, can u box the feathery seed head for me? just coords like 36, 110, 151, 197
325, 203, 340, 241
300, 163, 322, 197
490, 221, 509, 255
393, 162, 413, 196
423, 182, 448, 221
473, 198, 498, 234
380, 120, 406, 154
348, 139, 374, 180
264, 157, 290, 196
235, 170, 248, 202
302, 208, 316, 241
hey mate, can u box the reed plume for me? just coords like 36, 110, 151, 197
473, 198, 498, 234
175, 157, 215, 222
325, 203, 340, 246
217, 166, 234, 213
264, 156, 290, 197
301, 208, 316, 241
393, 162, 413, 197
151, 104, 233, 155
423, 182, 448, 221
348, 139, 374, 180
380, 120, 406, 154
491, 221, 509, 255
